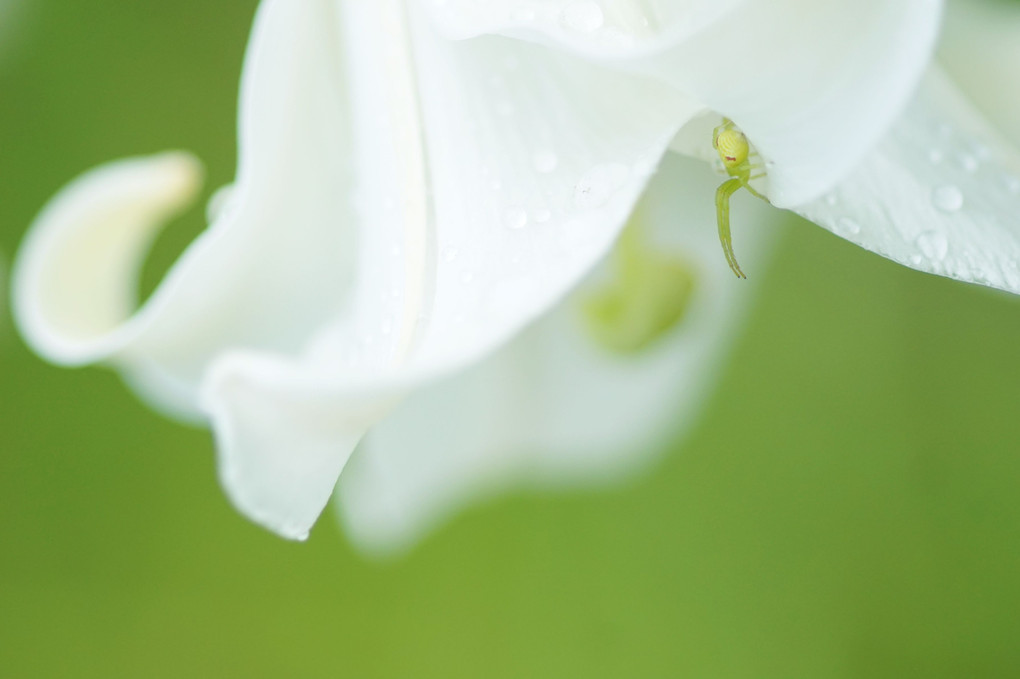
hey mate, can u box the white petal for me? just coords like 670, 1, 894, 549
427, 0, 749, 50
337, 153, 780, 554
14, 0, 368, 535
12, 152, 203, 366
795, 69, 1020, 294
428, 0, 943, 208
405, 1, 702, 373
204, 352, 400, 541
14, 0, 359, 421
15, 0, 697, 540
200, 0, 700, 539
940, 0, 1020, 146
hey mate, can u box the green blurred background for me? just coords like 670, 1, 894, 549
2, 2, 1019, 677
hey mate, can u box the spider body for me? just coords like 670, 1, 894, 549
712, 118, 769, 278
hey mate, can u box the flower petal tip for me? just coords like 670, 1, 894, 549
12, 151, 205, 365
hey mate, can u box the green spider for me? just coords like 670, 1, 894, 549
712, 118, 770, 279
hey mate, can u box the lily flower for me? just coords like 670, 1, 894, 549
12, 0, 1019, 546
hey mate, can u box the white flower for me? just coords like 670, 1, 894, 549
12, 0, 1019, 546
940, 0, 1020, 146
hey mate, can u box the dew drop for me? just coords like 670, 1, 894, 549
442, 247, 458, 262
561, 1, 604, 33
490, 179, 503, 190
932, 185, 963, 213
461, 271, 474, 285
836, 217, 861, 236
927, 148, 943, 165
534, 207, 552, 223
380, 320, 393, 336
958, 154, 979, 174
824, 193, 838, 207
532, 150, 559, 174
205, 184, 236, 222
503, 206, 529, 230
916, 230, 948, 261
574, 162, 630, 209
1003, 174, 1020, 194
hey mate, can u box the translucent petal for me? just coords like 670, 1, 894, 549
14, 0, 696, 539
795, 69, 1020, 295
200, 1, 699, 539
427, 0, 943, 207
940, 0, 1020, 146
12, 152, 204, 367
336, 153, 780, 554
426, 0, 749, 50
14, 0, 359, 420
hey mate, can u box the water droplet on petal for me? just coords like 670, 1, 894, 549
206, 184, 236, 222
836, 217, 861, 236
574, 162, 630, 209
932, 185, 963, 213
442, 247, 458, 262
958, 154, 979, 173
461, 271, 474, 285
532, 150, 559, 174
534, 207, 552, 223
927, 148, 943, 165
824, 193, 838, 207
1002, 174, 1020, 194
561, 1, 604, 33
503, 206, 529, 230
916, 230, 948, 261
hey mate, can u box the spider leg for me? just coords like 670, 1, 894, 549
742, 181, 770, 203
736, 168, 770, 203
715, 178, 747, 279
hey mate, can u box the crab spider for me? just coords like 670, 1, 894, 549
713, 118, 770, 279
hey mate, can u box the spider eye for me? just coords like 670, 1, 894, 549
715, 129, 749, 168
